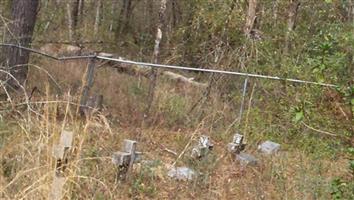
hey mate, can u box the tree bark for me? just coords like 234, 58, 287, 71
71, 0, 84, 41
146, 0, 167, 116
115, 0, 133, 40
97, 52, 207, 88
1, 0, 39, 90
171, 0, 180, 27
244, 0, 257, 37
348, 0, 354, 23
66, 1, 73, 41
109, 0, 119, 32
94, 0, 102, 38
72, 0, 80, 30
284, 0, 300, 55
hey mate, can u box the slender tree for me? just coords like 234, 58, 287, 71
146, 0, 168, 117
1, 0, 39, 90
94, 0, 102, 38
244, 0, 257, 37
115, 0, 133, 40
66, 1, 73, 41
72, 0, 80, 30
284, 0, 300, 55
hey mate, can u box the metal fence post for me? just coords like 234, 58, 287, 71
79, 57, 96, 115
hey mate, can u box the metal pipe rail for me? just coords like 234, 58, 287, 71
0, 43, 338, 88
0, 43, 96, 60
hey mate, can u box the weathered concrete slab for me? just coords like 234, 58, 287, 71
236, 152, 258, 166
123, 139, 137, 153
49, 176, 66, 200
112, 152, 131, 166
167, 167, 196, 181
258, 140, 280, 155
52, 144, 65, 159
59, 130, 73, 148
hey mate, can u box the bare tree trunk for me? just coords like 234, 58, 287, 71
66, 1, 73, 41
146, 0, 155, 34
1, 0, 39, 90
72, 0, 79, 30
284, 0, 300, 55
146, 0, 167, 116
240, 0, 258, 69
171, 0, 180, 27
115, 0, 133, 40
94, 0, 102, 38
72, 0, 84, 41
244, 0, 257, 37
78, 0, 84, 17
109, 0, 119, 32
348, 0, 354, 23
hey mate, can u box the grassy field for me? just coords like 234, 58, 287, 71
0, 58, 353, 199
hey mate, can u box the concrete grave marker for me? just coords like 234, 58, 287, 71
191, 135, 213, 159
49, 177, 65, 200
50, 130, 73, 200
258, 140, 280, 155
227, 133, 246, 155
112, 139, 142, 181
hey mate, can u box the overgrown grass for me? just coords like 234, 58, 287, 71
0, 58, 352, 199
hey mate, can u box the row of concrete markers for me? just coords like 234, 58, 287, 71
112, 133, 281, 181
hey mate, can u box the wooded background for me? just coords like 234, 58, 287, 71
0, 0, 353, 88
0, 1, 353, 199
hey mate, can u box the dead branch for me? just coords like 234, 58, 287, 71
98, 53, 207, 88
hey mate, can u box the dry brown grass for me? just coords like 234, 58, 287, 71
0, 59, 352, 199
0, 112, 349, 199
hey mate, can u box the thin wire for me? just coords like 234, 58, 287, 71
96, 56, 338, 88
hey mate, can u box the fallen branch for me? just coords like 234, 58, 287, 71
301, 121, 338, 137
38, 44, 208, 88
98, 52, 207, 88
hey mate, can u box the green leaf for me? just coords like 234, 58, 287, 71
293, 111, 304, 123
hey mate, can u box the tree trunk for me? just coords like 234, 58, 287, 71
71, 0, 84, 41
115, 0, 133, 40
348, 0, 354, 23
66, 1, 73, 41
109, 0, 119, 32
94, 0, 102, 38
284, 0, 300, 55
72, 0, 80, 30
244, 0, 257, 37
1, 0, 39, 90
146, 0, 167, 116
171, 0, 180, 27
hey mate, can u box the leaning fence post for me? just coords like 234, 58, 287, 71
79, 57, 96, 115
